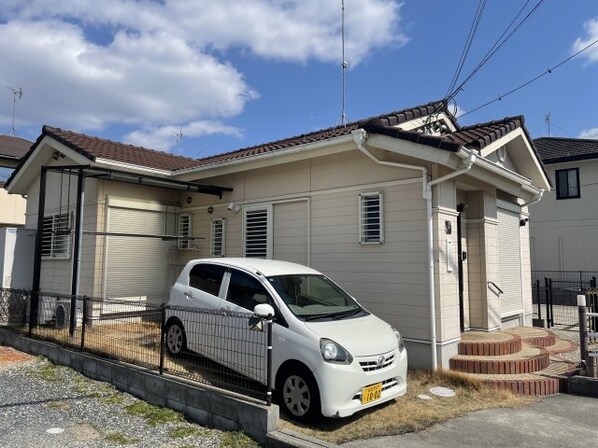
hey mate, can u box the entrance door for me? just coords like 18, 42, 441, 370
457, 204, 466, 331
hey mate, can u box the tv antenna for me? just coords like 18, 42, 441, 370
545, 112, 551, 137
340, 0, 348, 127
172, 129, 183, 152
7, 86, 23, 136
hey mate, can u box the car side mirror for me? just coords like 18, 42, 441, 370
253, 303, 275, 318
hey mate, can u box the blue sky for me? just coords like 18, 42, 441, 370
0, 0, 597, 159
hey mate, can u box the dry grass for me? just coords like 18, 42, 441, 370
279, 369, 531, 444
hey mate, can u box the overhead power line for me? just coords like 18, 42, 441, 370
459, 36, 598, 118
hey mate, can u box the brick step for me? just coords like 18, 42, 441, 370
503, 327, 556, 348
450, 344, 549, 374
465, 360, 578, 396
458, 332, 522, 356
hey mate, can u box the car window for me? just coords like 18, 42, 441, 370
189, 264, 226, 297
226, 270, 273, 311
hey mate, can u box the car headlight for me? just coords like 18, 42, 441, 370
392, 327, 405, 352
320, 338, 353, 364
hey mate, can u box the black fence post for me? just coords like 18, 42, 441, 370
591, 277, 597, 288
80, 296, 88, 350
266, 314, 273, 406
544, 278, 552, 328
536, 279, 542, 321
159, 304, 166, 375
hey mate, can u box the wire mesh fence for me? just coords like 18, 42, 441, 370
0, 288, 270, 402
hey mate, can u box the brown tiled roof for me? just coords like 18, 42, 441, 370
444, 116, 525, 150
0, 135, 32, 159
41, 125, 199, 171
534, 137, 598, 164
181, 100, 450, 169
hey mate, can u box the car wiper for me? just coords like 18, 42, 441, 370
302, 308, 363, 321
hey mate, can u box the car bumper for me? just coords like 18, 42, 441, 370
313, 346, 408, 418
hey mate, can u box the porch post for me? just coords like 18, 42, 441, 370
30, 166, 47, 332
69, 167, 85, 337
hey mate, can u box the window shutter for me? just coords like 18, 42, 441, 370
210, 218, 226, 257
41, 213, 72, 258
244, 208, 270, 258
359, 192, 384, 244
177, 213, 191, 249
41, 216, 53, 258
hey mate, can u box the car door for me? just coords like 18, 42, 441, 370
175, 263, 227, 358
217, 268, 275, 383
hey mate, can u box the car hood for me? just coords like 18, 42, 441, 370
304, 314, 397, 357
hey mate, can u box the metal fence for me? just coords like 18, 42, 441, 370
0, 288, 271, 402
532, 271, 598, 329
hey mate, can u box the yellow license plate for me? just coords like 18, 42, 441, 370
361, 383, 382, 405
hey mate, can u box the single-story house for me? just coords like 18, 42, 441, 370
4, 100, 550, 368
530, 137, 598, 272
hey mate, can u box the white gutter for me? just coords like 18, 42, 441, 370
521, 189, 544, 208
352, 128, 475, 371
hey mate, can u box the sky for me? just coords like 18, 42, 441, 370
0, 0, 597, 161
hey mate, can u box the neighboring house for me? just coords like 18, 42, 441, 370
530, 137, 598, 272
4, 100, 550, 369
0, 135, 31, 226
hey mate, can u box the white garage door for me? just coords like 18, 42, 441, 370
497, 205, 522, 319
273, 201, 308, 265
105, 204, 175, 303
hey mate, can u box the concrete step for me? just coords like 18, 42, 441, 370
503, 327, 556, 347
458, 331, 522, 356
450, 344, 549, 374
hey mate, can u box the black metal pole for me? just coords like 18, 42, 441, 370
536, 279, 542, 321
30, 166, 48, 334
80, 295, 88, 350
266, 314, 273, 406
69, 168, 85, 337
159, 305, 165, 375
578, 295, 589, 376
544, 278, 551, 328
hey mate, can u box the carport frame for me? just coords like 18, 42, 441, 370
29, 164, 233, 335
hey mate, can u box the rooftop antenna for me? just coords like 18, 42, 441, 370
172, 129, 183, 152
545, 112, 551, 137
340, 0, 348, 127
6, 86, 23, 136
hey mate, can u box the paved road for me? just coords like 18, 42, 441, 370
342, 394, 598, 448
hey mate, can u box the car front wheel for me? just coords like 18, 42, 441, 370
278, 366, 321, 422
165, 319, 187, 356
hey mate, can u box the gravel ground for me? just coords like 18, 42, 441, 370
549, 328, 582, 364
0, 354, 260, 448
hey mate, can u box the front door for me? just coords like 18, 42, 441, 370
457, 204, 466, 332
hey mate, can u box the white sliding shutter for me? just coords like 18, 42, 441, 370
497, 206, 522, 318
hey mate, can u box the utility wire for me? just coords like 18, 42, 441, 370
445, 0, 488, 97
459, 36, 598, 118
446, 0, 545, 103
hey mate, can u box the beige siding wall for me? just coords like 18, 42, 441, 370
530, 160, 598, 271
520, 207, 533, 324
0, 188, 26, 226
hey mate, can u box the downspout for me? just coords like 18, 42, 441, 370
352, 129, 476, 371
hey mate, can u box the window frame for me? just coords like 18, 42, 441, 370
555, 168, 580, 200
242, 205, 273, 259
188, 263, 226, 298
177, 213, 192, 249
358, 192, 384, 244
41, 212, 72, 259
210, 218, 226, 257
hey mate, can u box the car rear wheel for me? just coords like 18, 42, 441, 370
278, 365, 321, 422
165, 319, 187, 356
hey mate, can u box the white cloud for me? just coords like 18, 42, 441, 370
573, 17, 598, 64
579, 127, 598, 139
125, 121, 243, 151
0, 0, 405, 146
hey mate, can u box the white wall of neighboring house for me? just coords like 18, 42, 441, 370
0, 187, 26, 226
530, 159, 598, 272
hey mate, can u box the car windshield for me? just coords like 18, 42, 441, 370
266, 274, 367, 321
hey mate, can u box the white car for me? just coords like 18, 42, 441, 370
166, 258, 407, 421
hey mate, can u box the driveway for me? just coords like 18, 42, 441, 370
342, 393, 598, 448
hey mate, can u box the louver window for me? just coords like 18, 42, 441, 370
177, 213, 192, 249
359, 192, 384, 244
244, 207, 271, 258
41, 213, 72, 258
210, 218, 226, 257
